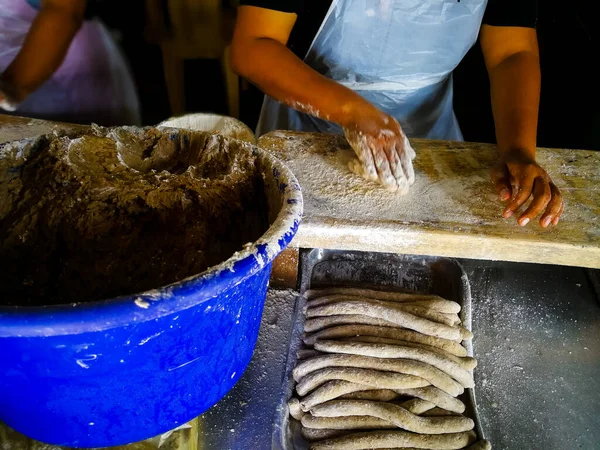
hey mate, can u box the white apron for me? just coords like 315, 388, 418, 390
256, 0, 487, 140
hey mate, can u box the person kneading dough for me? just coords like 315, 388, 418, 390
230, 0, 564, 227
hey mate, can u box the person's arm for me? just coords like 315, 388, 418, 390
230, 5, 415, 193
0, 0, 86, 105
481, 25, 563, 227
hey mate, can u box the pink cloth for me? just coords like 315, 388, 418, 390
0, 0, 140, 126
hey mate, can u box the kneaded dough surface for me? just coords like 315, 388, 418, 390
0, 127, 268, 306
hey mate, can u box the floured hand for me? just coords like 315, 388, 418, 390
491, 150, 564, 227
0, 79, 18, 111
343, 109, 415, 193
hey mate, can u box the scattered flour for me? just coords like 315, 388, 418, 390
288, 100, 329, 122
0, 118, 83, 145
197, 289, 299, 449
468, 263, 600, 450
261, 133, 491, 226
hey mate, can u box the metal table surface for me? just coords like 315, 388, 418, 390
199, 261, 600, 450
466, 260, 600, 450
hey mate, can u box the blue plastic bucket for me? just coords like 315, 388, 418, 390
0, 133, 303, 447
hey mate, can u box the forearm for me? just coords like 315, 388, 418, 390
488, 50, 540, 160
1, 2, 84, 101
231, 38, 375, 128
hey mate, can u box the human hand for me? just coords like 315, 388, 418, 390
0, 79, 18, 111
491, 151, 564, 227
343, 106, 416, 193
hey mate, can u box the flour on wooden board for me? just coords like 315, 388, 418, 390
272, 136, 487, 225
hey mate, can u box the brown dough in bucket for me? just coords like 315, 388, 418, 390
0, 127, 269, 306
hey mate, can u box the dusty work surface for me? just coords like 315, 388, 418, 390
258, 131, 600, 269
198, 264, 600, 449
468, 262, 600, 450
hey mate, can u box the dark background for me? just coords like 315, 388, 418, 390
453, 0, 600, 150
109, 0, 600, 151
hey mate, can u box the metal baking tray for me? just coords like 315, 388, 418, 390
272, 248, 484, 450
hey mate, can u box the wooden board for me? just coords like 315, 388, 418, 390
258, 131, 600, 269
2, 115, 598, 268
0, 114, 86, 144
